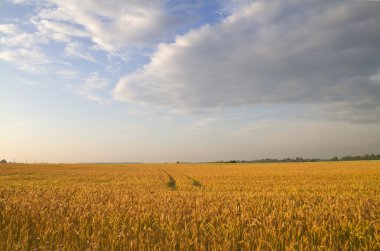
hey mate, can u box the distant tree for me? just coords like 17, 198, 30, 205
331, 156, 339, 161
0, 159, 7, 163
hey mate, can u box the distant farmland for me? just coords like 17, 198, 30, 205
0, 162, 379, 250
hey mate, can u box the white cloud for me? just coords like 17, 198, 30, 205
0, 24, 21, 34
0, 22, 51, 51
31, 0, 186, 52
0, 23, 51, 73
0, 32, 48, 48
32, 19, 89, 42
0, 0, 216, 80
7, 0, 29, 4
0, 49, 50, 73
64, 42, 96, 62
66, 73, 111, 104
113, 0, 380, 122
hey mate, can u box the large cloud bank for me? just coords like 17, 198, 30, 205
114, 1, 380, 122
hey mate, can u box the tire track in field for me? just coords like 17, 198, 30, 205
165, 167, 204, 188
159, 168, 177, 190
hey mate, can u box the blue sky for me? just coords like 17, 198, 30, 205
1, 0, 380, 163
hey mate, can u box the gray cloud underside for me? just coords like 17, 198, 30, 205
114, 1, 380, 122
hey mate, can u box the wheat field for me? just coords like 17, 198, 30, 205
0, 161, 379, 250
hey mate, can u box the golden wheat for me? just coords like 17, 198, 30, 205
0, 161, 379, 250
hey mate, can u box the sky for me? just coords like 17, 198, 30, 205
1, 0, 380, 163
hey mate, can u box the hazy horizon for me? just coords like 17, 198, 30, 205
1, 0, 380, 163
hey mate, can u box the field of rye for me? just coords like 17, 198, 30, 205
0, 161, 379, 250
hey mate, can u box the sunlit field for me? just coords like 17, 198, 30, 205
0, 161, 379, 250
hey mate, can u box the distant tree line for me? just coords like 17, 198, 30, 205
332, 154, 380, 161
216, 154, 380, 163
0, 159, 7, 163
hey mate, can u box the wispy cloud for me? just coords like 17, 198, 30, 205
32, 19, 90, 43
0, 48, 50, 73
0, 0, 211, 102
0, 22, 50, 72
65, 73, 112, 104
64, 42, 96, 62
29, 0, 194, 52
0, 22, 48, 48
0, 23, 21, 34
